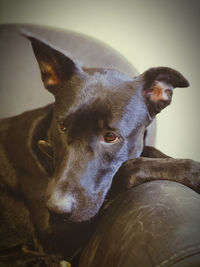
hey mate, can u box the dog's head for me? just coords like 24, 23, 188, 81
27, 36, 189, 222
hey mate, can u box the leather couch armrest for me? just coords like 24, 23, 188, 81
80, 181, 200, 267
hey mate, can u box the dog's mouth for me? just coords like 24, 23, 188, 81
48, 208, 98, 225
48, 209, 71, 225
47, 192, 105, 224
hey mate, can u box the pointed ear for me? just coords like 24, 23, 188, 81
141, 67, 189, 117
25, 35, 77, 95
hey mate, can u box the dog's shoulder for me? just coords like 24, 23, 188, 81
0, 104, 53, 187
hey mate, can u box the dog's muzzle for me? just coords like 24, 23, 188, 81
47, 192, 76, 215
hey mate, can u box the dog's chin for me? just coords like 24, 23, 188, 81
69, 206, 101, 223
48, 206, 100, 226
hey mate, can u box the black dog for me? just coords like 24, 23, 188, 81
0, 36, 199, 266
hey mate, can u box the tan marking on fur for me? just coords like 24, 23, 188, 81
28, 114, 48, 174
40, 61, 59, 85
150, 81, 173, 102
60, 260, 71, 267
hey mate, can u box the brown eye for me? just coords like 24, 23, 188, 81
58, 122, 67, 133
104, 132, 119, 143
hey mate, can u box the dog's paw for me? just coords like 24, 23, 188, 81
115, 158, 154, 188
108, 158, 149, 198
0, 246, 69, 267
60, 260, 71, 267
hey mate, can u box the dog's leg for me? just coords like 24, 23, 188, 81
108, 157, 200, 199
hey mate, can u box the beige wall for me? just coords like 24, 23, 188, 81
0, 0, 200, 161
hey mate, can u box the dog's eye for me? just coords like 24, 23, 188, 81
58, 122, 67, 133
104, 132, 119, 143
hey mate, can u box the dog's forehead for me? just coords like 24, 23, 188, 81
75, 68, 137, 108
55, 68, 145, 130
83, 68, 134, 91
72, 69, 147, 134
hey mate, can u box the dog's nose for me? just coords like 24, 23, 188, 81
46, 192, 76, 215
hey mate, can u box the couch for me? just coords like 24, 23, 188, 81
0, 24, 199, 267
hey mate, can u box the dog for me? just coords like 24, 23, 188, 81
0, 35, 199, 266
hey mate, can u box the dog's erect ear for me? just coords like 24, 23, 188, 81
141, 67, 189, 117
25, 36, 77, 95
